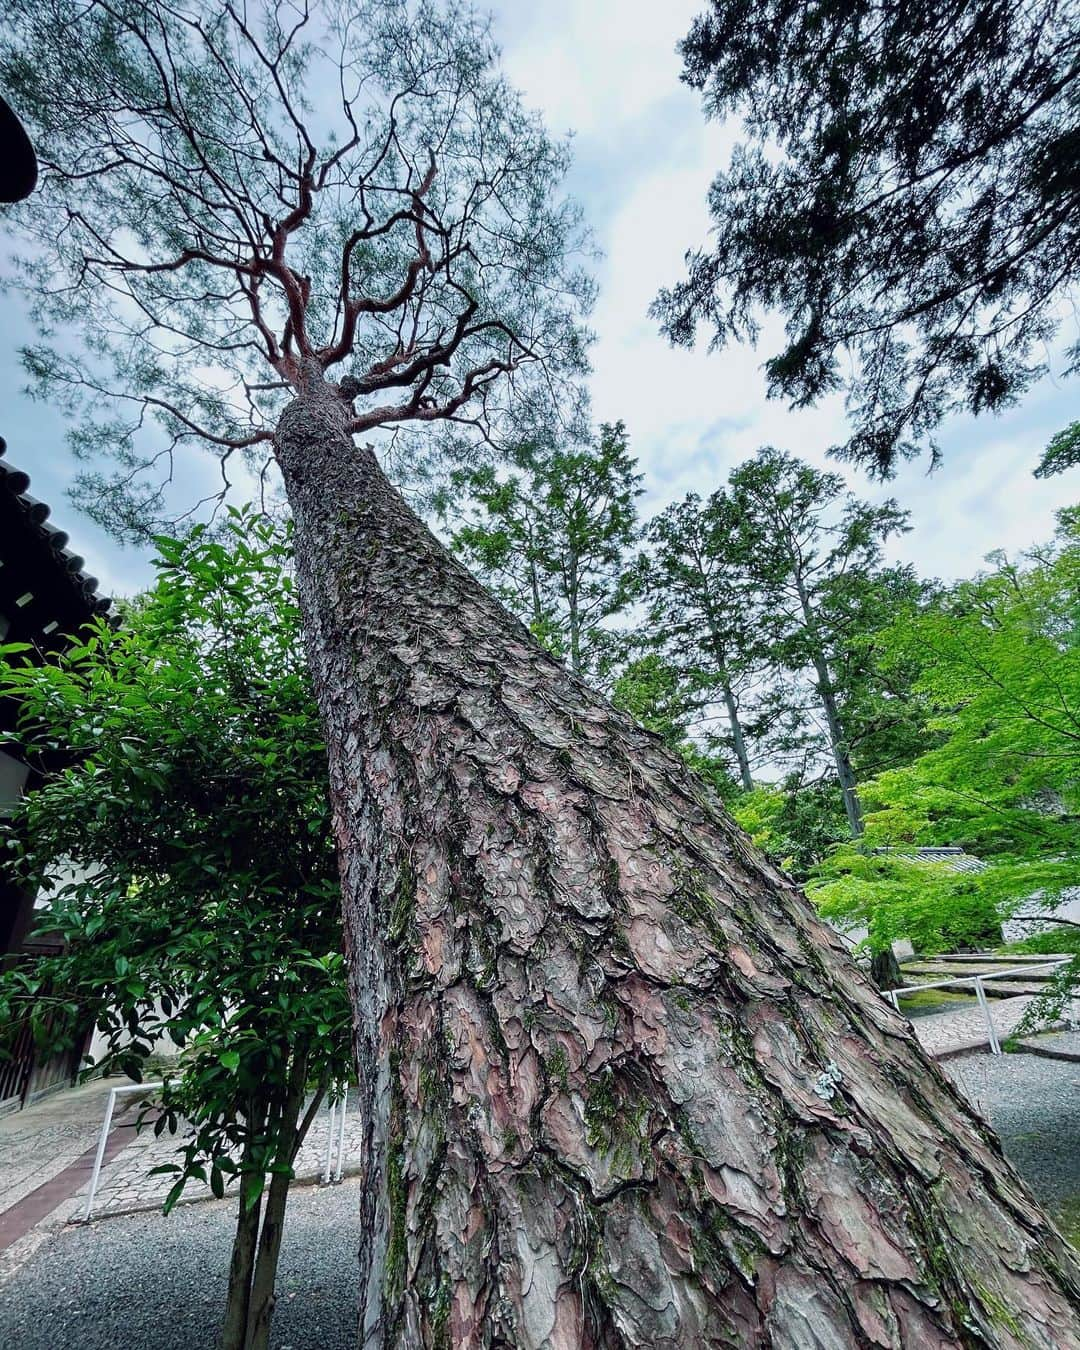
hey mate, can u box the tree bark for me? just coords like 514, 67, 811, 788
870, 948, 903, 993
276, 378, 1080, 1349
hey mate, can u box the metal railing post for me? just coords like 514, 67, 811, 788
82, 1086, 118, 1223
334, 1085, 348, 1183
80, 1080, 163, 1222
322, 1098, 337, 1185
974, 976, 1002, 1055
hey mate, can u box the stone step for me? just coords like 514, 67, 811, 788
1011, 1031, 1080, 1064
915, 952, 1055, 964
900, 977, 1051, 999
977, 981, 1053, 999
901, 963, 1055, 980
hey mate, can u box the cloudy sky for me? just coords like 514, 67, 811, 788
2, 0, 1077, 600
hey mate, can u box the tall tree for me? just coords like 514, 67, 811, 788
654, 0, 1080, 475
6, 4, 1080, 1342
447, 423, 642, 682
728, 448, 917, 838
638, 490, 762, 791
0, 514, 350, 1350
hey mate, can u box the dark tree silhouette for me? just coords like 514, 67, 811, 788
654, 0, 1080, 475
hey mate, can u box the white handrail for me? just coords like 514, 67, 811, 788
321, 1083, 349, 1185
81, 1080, 163, 1222
884, 957, 1071, 1056
888, 957, 1070, 999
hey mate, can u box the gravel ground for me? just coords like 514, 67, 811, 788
0, 1054, 1076, 1349
0, 1178, 360, 1350
947, 1051, 1080, 1228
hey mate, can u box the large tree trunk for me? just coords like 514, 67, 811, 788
276, 380, 1080, 1349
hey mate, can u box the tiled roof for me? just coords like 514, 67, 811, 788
874, 846, 987, 874
0, 436, 110, 623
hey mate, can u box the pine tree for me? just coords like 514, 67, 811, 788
5, 4, 1080, 1341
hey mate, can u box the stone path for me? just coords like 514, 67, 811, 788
910, 993, 1042, 1059
0, 1078, 363, 1253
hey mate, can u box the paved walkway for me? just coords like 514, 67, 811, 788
910, 993, 1044, 1060
0, 1077, 363, 1254
0, 1079, 121, 1219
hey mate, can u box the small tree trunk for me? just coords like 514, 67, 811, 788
792, 579, 864, 838
871, 947, 904, 992
276, 379, 1080, 1349
242, 1051, 321, 1350
221, 1194, 261, 1350
811, 653, 864, 838
243, 1170, 291, 1350
220, 1123, 264, 1350
720, 678, 754, 792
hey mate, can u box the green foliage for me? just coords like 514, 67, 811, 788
656, 0, 1079, 474
0, 510, 351, 1208
446, 424, 642, 681
809, 508, 1080, 1019
732, 781, 849, 882
812, 852, 1003, 957
610, 653, 692, 749
1036, 421, 1080, 480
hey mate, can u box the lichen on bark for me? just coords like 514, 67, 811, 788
275, 380, 1080, 1349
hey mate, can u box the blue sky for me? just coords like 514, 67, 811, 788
1, 0, 1077, 600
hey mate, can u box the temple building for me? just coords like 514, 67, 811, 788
0, 436, 110, 1111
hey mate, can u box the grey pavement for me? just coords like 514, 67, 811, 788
947, 1051, 1080, 1233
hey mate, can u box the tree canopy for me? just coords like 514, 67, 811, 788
1, 0, 593, 536
654, 0, 1080, 475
